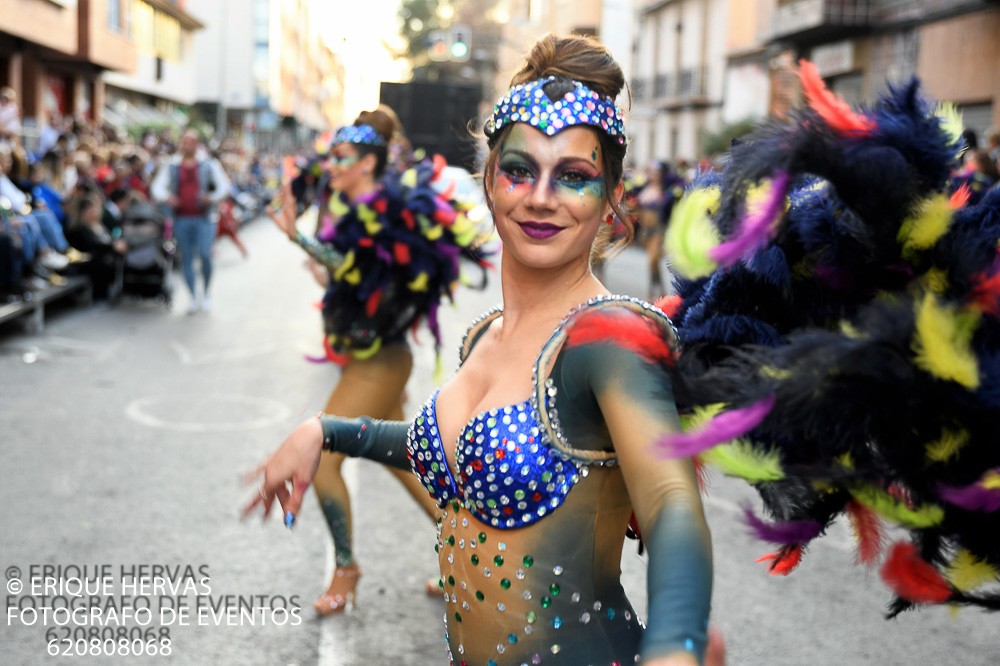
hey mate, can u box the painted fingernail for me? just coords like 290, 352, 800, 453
284, 512, 295, 529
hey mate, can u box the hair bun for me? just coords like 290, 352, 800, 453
512, 34, 624, 102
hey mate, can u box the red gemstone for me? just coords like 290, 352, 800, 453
532, 492, 542, 502
503, 506, 514, 515
472, 459, 483, 471
495, 449, 506, 460
438, 476, 448, 486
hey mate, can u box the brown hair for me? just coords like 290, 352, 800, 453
483, 34, 633, 257
354, 109, 395, 177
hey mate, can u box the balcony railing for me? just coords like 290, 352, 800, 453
771, 0, 873, 43
632, 67, 709, 105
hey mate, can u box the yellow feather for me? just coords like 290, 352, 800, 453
333, 250, 355, 281
664, 187, 722, 279
946, 549, 999, 592
982, 471, 1000, 490
759, 365, 792, 380
424, 224, 444, 241
849, 485, 944, 527
401, 168, 417, 188
408, 272, 429, 292
344, 268, 361, 285
898, 194, 953, 258
350, 337, 382, 360
912, 293, 980, 388
700, 442, 784, 482
935, 102, 965, 148
925, 428, 969, 462
329, 196, 349, 217
918, 268, 949, 294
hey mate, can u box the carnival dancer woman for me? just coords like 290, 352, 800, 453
268, 109, 491, 616
250, 36, 717, 665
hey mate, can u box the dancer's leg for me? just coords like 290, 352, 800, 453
311, 343, 414, 613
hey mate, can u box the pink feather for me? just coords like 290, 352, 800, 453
708, 171, 791, 267
657, 394, 776, 458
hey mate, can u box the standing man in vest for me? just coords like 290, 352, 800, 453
152, 129, 231, 314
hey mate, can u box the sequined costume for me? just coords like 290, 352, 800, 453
293, 156, 491, 361
318, 296, 712, 664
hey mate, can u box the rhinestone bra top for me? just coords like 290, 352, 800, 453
407, 390, 581, 529
407, 295, 676, 530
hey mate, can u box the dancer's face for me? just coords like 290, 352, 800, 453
488, 124, 615, 271
327, 143, 374, 200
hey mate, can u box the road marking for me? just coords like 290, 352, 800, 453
124, 394, 292, 432
169, 340, 276, 366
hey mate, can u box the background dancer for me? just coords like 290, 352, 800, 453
268, 108, 491, 615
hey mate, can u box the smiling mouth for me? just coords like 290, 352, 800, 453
517, 222, 564, 239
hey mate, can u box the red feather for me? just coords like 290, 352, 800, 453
846, 500, 885, 567
692, 455, 710, 492
565, 310, 676, 366
365, 289, 383, 317
401, 208, 416, 230
440, 180, 457, 200
970, 264, 1000, 315
323, 336, 349, 366
358, 237, 374, 247
950, 183, 971, 209
432, 153, 446, 180
394, 242, 411, 264
756, 544, 803, 576
654, 294, 683, 319
798, 60, 875, 136
433, 201, 457, 225
880, 541, 952, 604
373, 198, 388, 214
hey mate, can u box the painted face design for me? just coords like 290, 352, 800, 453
495, 138, 605, 206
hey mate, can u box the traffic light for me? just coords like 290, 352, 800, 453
449, 25, 471, 62
428, 30, 449, 62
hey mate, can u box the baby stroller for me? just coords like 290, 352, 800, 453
116, 201, 174, 306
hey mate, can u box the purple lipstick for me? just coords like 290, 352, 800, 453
517, 222, 563, 239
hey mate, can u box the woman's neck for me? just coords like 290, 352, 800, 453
498, 251, 607, 332
345, 177, 378, 203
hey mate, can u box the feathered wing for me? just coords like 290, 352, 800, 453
662, 62, 1000, 613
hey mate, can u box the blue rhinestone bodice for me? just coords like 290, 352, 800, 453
407, 390, 581, 529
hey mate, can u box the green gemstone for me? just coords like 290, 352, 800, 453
550, 583, 560, 596
431, 462, 439, 472
526, 611, 537, 623
541, 471, 552, 482
486, 499, 497, 508
452, 500, 461, 512
487, 417, 497, 428
448, 575, 455, 586
447, 535, 455, 546
478, 532, 487, 543
540, 596, 551, 608
494, 555, 504, 567
455, 612, 462, 623
514, 489, 525, 500
476, 591, 485, 601
434, 545, 439, 553
500, 578, 511, 590
523, 555, 534, 568
507, 633, 518, 644
471, 554, 480, 565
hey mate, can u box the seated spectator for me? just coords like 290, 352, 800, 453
951, 148, 999, 206
0, 145, 69, 273
65, 196, 127, 300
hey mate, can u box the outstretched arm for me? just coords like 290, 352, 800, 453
267, 182, 344, 271
564, 334, 712, 665
243, 414, 411, 523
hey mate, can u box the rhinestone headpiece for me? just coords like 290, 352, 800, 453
333, 124, 386, 147
486, 76, 626, 146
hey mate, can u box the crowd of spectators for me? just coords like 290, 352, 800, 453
0, 86, 278, 307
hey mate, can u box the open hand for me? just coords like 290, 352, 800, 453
266, 182, 297, 240
242, 417, 324, 525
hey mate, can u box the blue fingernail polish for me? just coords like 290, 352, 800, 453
284, 512, 295, 529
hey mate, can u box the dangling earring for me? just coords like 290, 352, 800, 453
605, 214, 615, 225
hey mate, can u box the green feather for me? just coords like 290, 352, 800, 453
664, 187, 721, 279
849, 485, 944, 528
700, 442, 784, 482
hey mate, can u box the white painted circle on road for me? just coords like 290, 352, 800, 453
125, 394, 292, 432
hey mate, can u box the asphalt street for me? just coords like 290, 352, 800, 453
0, 219, 996, 665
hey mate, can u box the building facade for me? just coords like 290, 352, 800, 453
630, 0, 729, 167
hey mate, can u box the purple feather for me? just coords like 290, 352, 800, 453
375, 245, 393, 264
427, 301, 442, 348
303, 353, 329, 364
709, 171, 791, 267
743, 506, 824, 544
938, 473, 1000, 512
657, 394, 776, 458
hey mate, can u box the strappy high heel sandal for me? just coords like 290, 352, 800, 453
314, 565, 362, 616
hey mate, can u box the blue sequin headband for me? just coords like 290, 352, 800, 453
333, 124, 386, 147
486, 76, 626, 145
